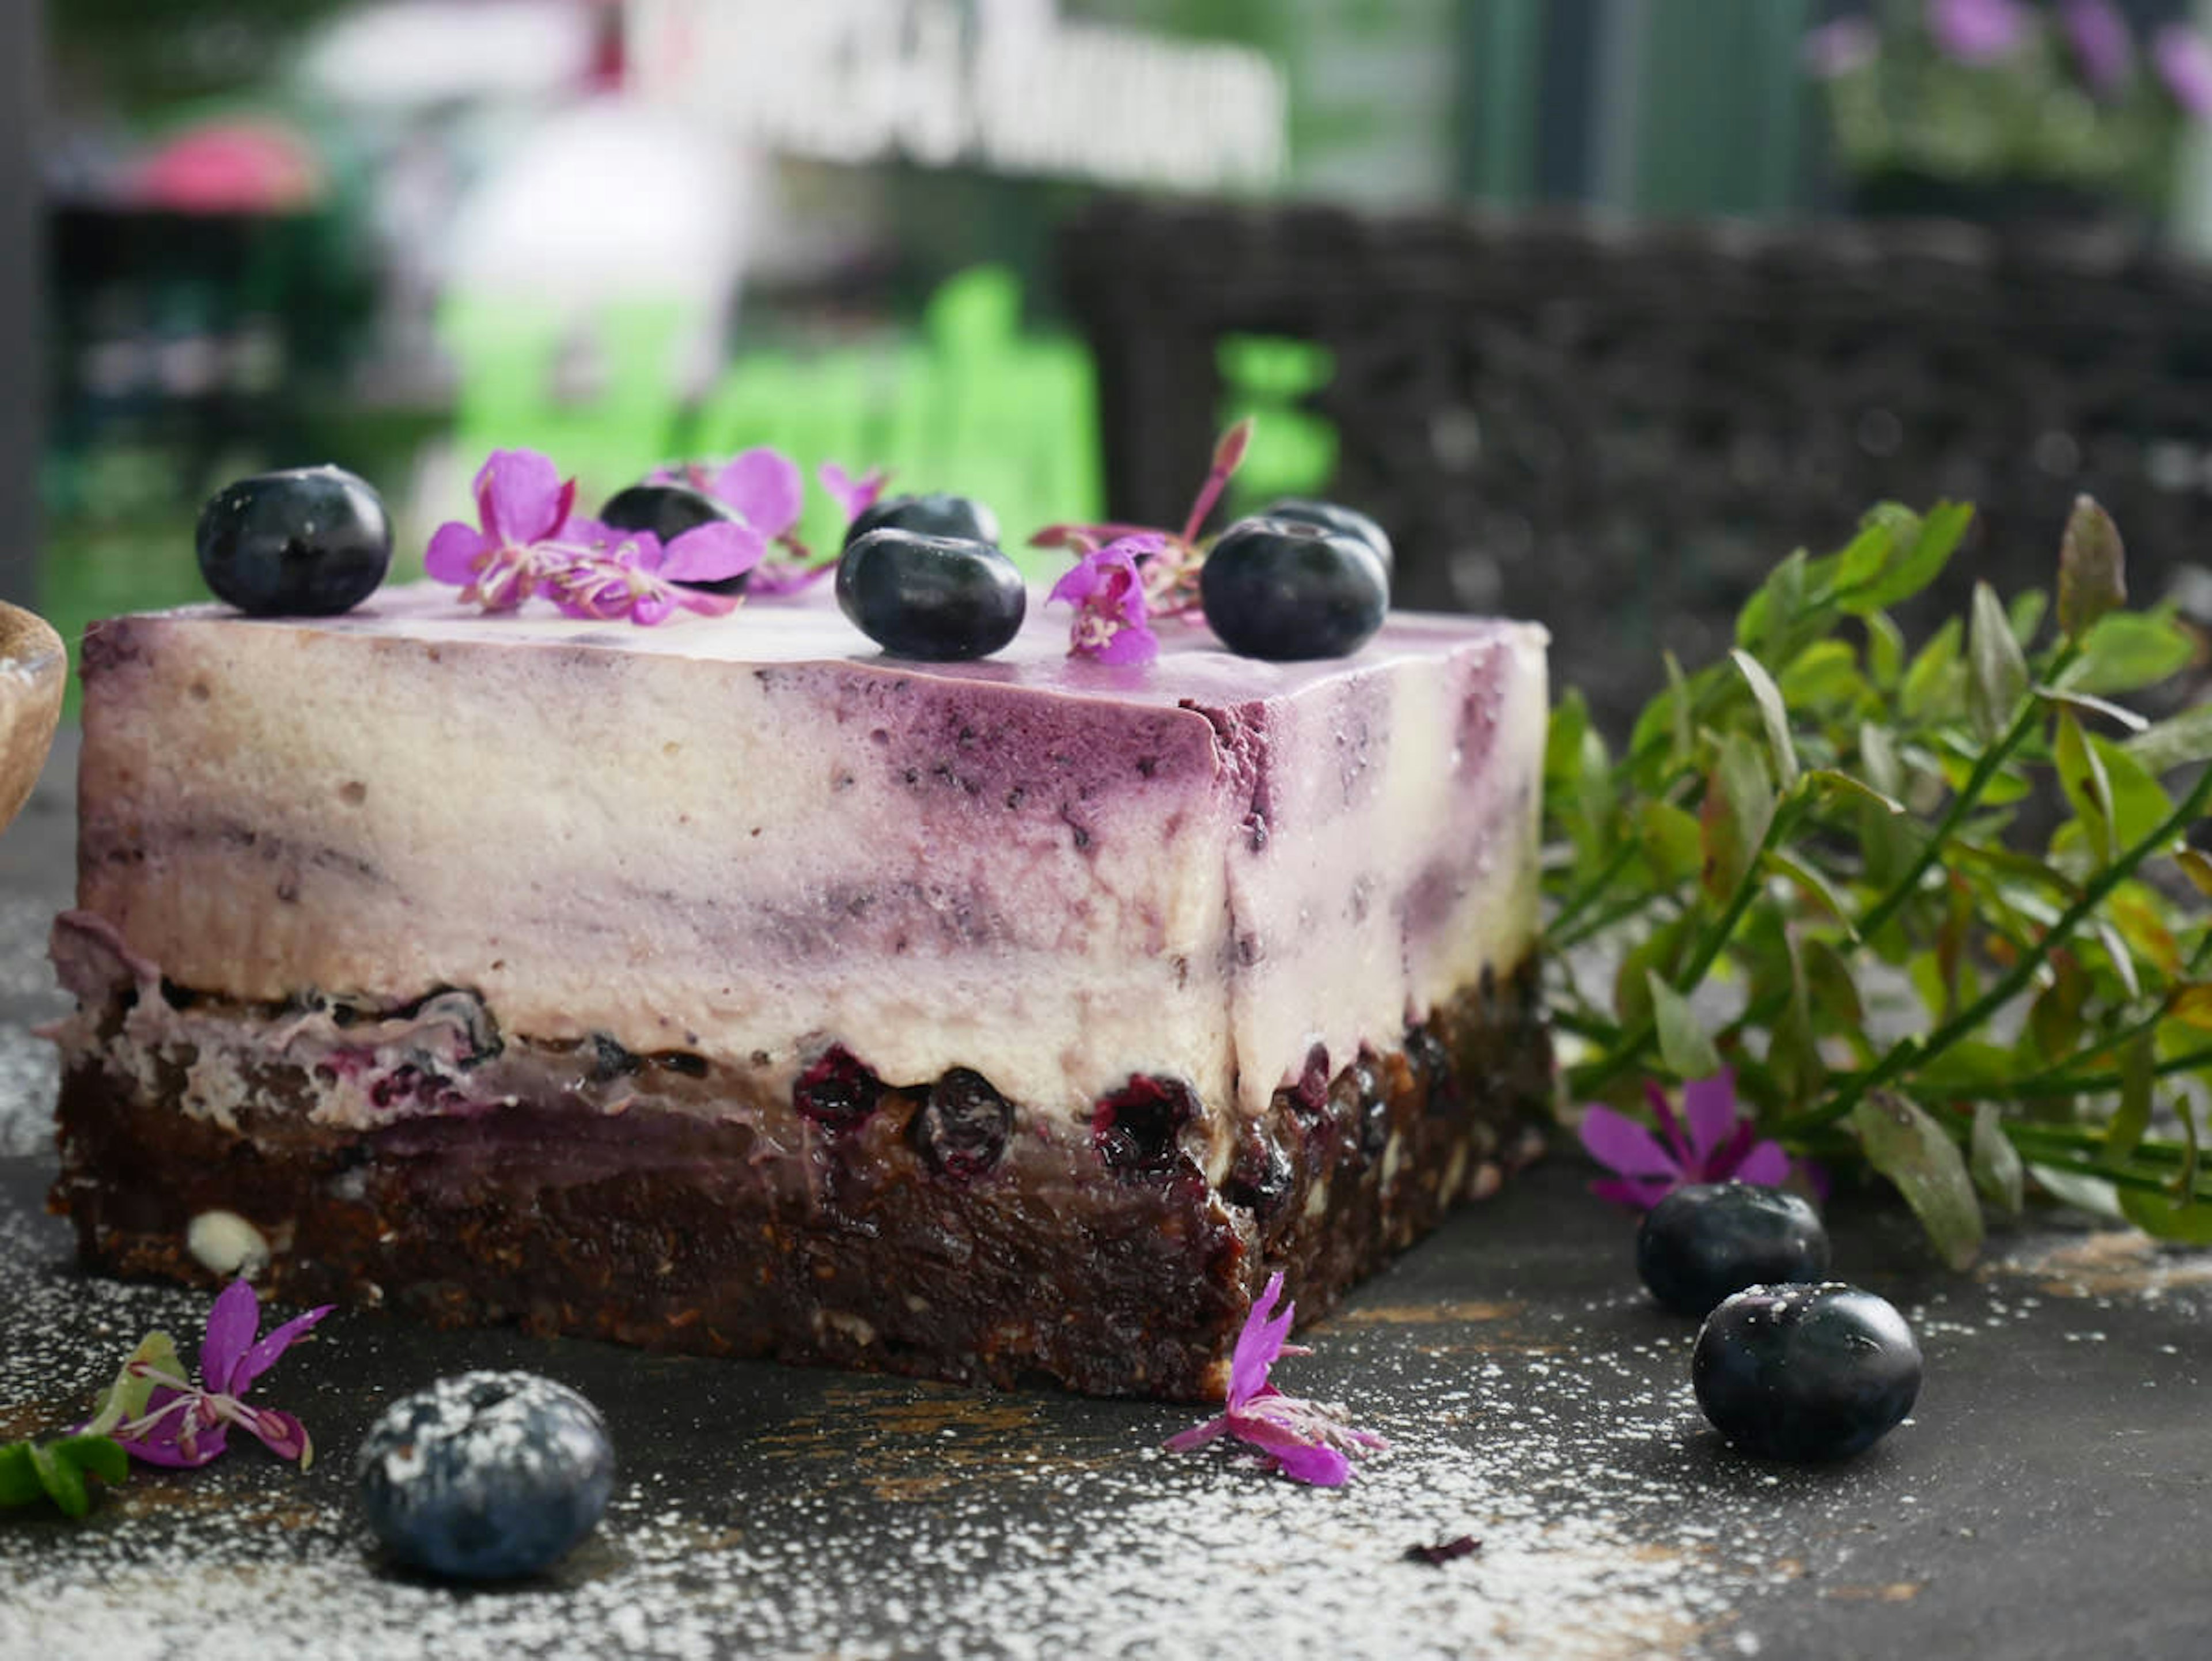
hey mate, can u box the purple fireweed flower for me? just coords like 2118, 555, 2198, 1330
109, 1280, 332, 1469
1165, 1272, 1387, 1487
1802, 15, 1880, 78
2156, 24, 2212, 118
425, 448, 581, 611
819, 459, 889, 525
1927, 0, 2031, 64
1035, 419, 1255, 660
656, 447, 806, 544
1047, 535, 1164, 664
544, 520, 762, 625
2062, 0, 2135, 94
1578, 1070, 1790, 1210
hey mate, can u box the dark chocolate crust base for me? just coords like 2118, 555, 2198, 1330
52, 968, 1550, 1402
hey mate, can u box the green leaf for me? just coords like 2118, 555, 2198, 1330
28, 1441, 89, 1520
2027, 955, 2089, 1064
2035, 685, 2149, 733
1853, 1092, 1984, 1270
2176, 849, 2212, 899
1648, 972, 1724, 1081
82, 1331, 180, 1437
2126, 703, 2212, 775
1663, 651, 1695, 765
1777, 638, 1866, 712
2008, 587, 2048, 649
1857, 721, 1903, 799
1731, 649, 1800, 793
1766, 928, 1823, 1107
1614, 914, 1692, 1032
2029, 1163, 2124, 1220
1737, 550, 1810, 654
1700, 732, 1774, 902
2056, 495, 2126, 640
1865, 611, 1906, 691
2054, 711, 2115, 868
52, 1435, 127, 1488
1842, 500, 1971, 614
1805, 766, 1905, 818
2088, 734, 2176, 850
2117, 1185, 2212, 1244
1967, 581, 2030, 743
1639, 799, 1704, 887
1970, 1103, 2025, 1217
2169, 984, 2212, 1032
2061, 610, 2195, 697
1832, 520, 1895, 593
2104, 1034, 2156, 1159
0, 1442, 40, 1507
1801, 939, 1867, 1036
1764, 846, 1859, 936
1901, 618, 1964, 722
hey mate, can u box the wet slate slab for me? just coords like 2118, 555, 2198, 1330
2, 734, 2207, 1659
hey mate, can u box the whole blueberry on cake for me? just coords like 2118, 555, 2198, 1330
46, 441, 1552, 1401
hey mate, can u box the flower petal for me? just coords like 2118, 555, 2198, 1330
1163, 1416, 1231, 1454
227, 1303, 333, 1397
243, 1407, 313, 1466
1228, 1414, 1353, 1486
1731, 1139, 1793, 1188
1225, 1273, 1295, 1408
747, 557, 839, 597
1680, 1070, 1740, 1164
819, 460, 887, 523
1589, 1174, 1676, 1210
659, 521, 764, 585
200, 1280, 262, 1394
424, 521, 488, 587
119, 1422, 229, 1468
1577, 1102, 1681, 1181
474, 448, 569, 543
711, 448, 804, 538
1092, 625, 1160, 666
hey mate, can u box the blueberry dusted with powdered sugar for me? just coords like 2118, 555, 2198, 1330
355, 1371, 613, 1579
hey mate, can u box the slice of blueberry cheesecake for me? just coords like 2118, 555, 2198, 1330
48, 464, 1552, 1401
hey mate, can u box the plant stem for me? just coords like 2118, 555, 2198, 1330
1567, 800, 1805, 1097
1851, 679, 2055, 946
1546, 835, 1647, 942
1785, 762, 2212, 1134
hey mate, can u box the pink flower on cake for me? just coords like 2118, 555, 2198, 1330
819, 459, 889, 525
1578, 1070, 1791, 1210
1165, 1271, 1387, 1486
1036, 419, 1253, 660
105, 1280, 332, 1469
543, 521, 763, 626
660, 447, 842, 597
1048, 536, 1163, 665
426, 448, 581, 612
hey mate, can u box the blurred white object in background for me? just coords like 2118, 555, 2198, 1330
444, 97, 756, 391
296, 0, 599, 108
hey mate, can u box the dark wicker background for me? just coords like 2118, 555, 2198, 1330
1059, 197, 2212, 731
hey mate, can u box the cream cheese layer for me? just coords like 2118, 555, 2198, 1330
73, 581, 1546, 1123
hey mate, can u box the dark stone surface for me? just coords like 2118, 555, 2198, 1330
2, 732, 2208, 1658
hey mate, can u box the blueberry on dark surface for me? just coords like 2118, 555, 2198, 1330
1223, 1129, 1296, 1218
1092, 1074, 1196, 1176
914, 1066, 1014, 1180
1200, 517, 1389, 662
598, 482, 747, 594
195, 466, 392, 616
836, 528, 1026, 661
355, 1371, 613, 1580
794, 1044, 882, 1128
1692, 1283, 1922, 1462
842, 491, 1001, 550
1263, 497, 1395, 580
1637, 1182, 1830, 1316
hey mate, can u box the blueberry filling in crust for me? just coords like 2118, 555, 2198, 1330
49, 960, 1550, 1402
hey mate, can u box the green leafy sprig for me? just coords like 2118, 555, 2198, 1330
1546, 496, 2212, 1263
0, 1434, 127, 1519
